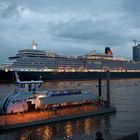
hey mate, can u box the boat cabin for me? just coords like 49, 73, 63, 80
15, 80, 43, 91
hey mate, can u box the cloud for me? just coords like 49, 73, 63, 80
123, 0, 140, 16
48, 18, 131, 47
0, 2, 19, 18
0, 0, 140, 63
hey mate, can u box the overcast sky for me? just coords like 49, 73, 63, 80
0, 0, 140, 63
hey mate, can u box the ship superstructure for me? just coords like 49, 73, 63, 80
5, 43, 140, 73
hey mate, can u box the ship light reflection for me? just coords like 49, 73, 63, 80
84, 118, 94, 135
65, 121, 73, 138
20, 129, 31, 140
5, 69, 8, 72
44, 126, 53, 140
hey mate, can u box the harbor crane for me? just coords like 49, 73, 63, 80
132, 39, 140, 46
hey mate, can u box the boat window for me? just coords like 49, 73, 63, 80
28, 84, 32, 91
24, 84, 27, 88
28, 96, 36, 99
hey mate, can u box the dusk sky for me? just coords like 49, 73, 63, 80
0, 0, 140, 63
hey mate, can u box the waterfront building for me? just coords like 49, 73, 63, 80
133, 44, 140, 61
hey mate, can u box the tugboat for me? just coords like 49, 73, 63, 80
1, 73, 98, 114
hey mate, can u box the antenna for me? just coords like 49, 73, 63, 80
32, 41, 38, 50
132, 39, 140, 46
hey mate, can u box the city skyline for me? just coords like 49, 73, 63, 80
0, 0, 140, 63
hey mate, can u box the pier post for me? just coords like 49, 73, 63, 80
98, 78, 102, 97
106, 71, 110, 107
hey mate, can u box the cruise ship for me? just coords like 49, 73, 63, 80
1, 42, 140, 82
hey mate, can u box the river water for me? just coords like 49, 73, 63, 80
0, 79, 140, 140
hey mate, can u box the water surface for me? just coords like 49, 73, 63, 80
0, 79, 140, 140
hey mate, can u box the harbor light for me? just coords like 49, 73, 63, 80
5, 69, 8, 72
32, 42, 37, 50
38, 95, 46, 98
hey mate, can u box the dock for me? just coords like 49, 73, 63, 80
0, 104, 116, 132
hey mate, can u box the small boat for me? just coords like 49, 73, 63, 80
1, 73, 97, 114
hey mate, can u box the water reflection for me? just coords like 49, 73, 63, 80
20, 129, 30, 140
84, 118, 92, 135
1, 79, 140, 140
65, 121, 73, 138
12, 115, 110, 140
43, 126, 53, 140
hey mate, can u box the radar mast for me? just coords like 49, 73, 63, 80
32, 41, 37, 50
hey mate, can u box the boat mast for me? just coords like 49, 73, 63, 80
32, 41, 37, 50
